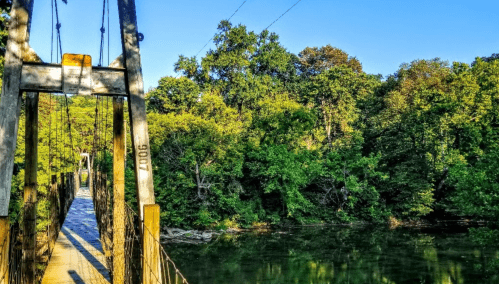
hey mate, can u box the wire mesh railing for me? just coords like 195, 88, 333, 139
91, 170, 189, 284
143, 217, 189, 284
0, 223, 22, 284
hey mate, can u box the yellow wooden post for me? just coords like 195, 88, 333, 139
143, 204, 160, 284
0, 217, 9, 284
113, 96, 125, 283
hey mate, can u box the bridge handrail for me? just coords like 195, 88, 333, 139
92, 170, 189, 284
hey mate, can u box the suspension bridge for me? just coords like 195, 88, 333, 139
0, 0, 189, 283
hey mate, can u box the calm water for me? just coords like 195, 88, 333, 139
163, 225, 499, 284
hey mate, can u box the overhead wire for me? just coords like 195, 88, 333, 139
265, 0, 302, 31
194, 0, 247, 58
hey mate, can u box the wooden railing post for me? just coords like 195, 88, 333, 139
0, 217, 9, 284
74, 170, 80, 195
23, 92, 39, 283
143, 204, 160, 284
113, 96, 125, 284
89, 167, 93, 196
69, 172, 75, 201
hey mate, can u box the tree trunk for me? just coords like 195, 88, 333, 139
195, 163, 203, 199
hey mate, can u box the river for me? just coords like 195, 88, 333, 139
163, 224, 499, 284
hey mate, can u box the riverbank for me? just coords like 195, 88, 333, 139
161, 218, 490, 244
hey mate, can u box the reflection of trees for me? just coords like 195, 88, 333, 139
164, 226, 499, 284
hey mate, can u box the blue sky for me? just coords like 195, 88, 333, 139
28, 0, 499, 91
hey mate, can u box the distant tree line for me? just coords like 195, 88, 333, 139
145, 21, 499, 227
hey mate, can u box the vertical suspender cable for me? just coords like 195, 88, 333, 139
49, 94, 53, 178
93, 97, 99, 171
101, 97, 105, 167
56, 102, 59, 173
105, 96, 109, 166
61, 98, 65, 172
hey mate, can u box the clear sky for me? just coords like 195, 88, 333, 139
28, 0, 499, 91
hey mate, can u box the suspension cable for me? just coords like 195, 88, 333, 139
54, 0, 63, 62
98, 0, 107, 66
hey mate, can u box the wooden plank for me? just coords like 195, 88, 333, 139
41, 186, 111, 284
19, 63, 127, 95
142, 204, 160, 284
92, 67, 127, 95
0, 217, 9, 284
118, 0, 155, 223
20, 64, 61, 92
0, 0, 34, 217
113, 96, 125, 284
23, 92, 38, 284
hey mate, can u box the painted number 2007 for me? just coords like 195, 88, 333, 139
137, 145, 149, 171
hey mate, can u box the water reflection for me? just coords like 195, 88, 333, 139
163, 225, 499, 284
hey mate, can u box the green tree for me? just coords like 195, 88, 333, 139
303, 66, 380, 149
298, 45, 363, 76
146, 76, 200, 114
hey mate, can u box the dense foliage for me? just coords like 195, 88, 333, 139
5, 20, 499, 230
144, 21, 499, 228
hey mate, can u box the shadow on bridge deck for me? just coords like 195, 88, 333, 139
41, 187, 111, 284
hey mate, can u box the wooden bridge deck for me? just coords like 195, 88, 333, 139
41, 187, 111, 284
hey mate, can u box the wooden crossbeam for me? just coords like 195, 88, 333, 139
20, 62, 127, 95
